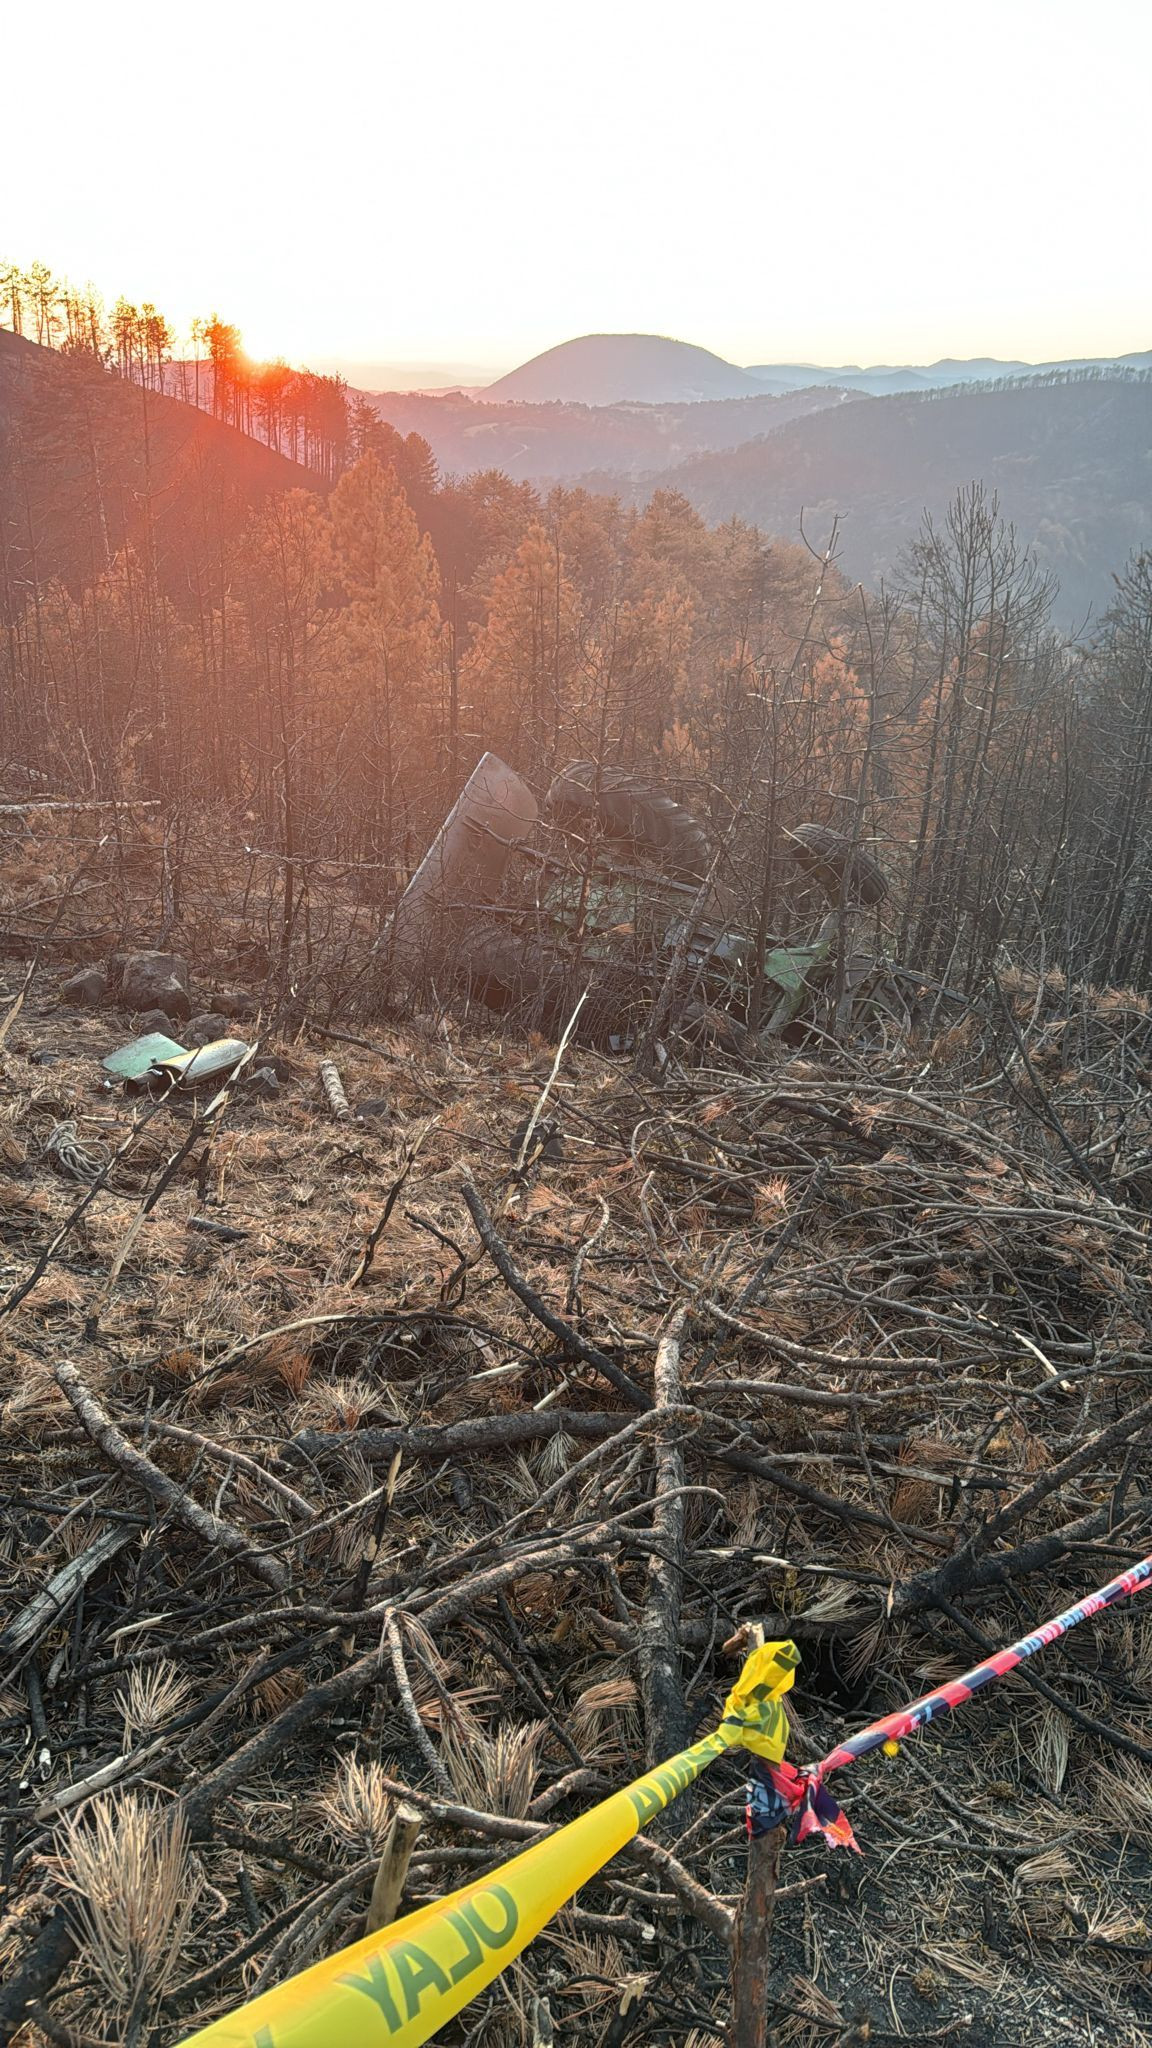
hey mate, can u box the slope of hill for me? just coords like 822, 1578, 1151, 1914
485, 333, 765, 404
361, 384, 858, 482
578, 376, 1152, 622
0, 326, 317, 594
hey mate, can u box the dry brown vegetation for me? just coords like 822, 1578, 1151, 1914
3, 809, 1152, 2048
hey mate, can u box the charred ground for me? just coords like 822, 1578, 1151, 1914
3, 813, 1152, 2048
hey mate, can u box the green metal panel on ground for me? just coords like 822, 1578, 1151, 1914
102, 1031, 187, 1079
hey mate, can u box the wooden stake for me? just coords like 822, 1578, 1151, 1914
637, 1307, 688, 1762
728, 1622, 784, 2048
366, 1801, 422, 1934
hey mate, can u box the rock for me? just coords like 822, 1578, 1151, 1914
509, 1114, 565, 1162
146, 977, 191, 1022
60, 967, 108, 1007
244, 1065, 280, 1099
184, 1013, 232, 1048
248, 1053, 291, 1082
119, 952, 192, 1021
235, 939, 272, 977
134, 1007, 183, 1035
107, 949, 161, 992
357, 1097, 391, 1121
206, 989, 258, 1021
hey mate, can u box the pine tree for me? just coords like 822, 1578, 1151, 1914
460, 523, 581, 779
330, 453, 444, 865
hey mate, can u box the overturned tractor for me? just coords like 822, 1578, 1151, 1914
386, 753, 890, 1048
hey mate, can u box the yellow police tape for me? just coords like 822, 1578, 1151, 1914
177, 1639, 798, 2048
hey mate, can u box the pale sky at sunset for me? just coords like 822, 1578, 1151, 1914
8, 0, 1149, 380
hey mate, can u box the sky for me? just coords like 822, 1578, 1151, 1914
7, 0, 1150, 380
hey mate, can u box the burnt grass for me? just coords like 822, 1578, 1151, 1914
4, 927, 1152, 2047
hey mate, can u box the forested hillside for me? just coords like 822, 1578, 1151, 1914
584, 372, 1152, 623
354, 383, 855, 482
0, 326, 316, 588
4, 286, 1152, 1001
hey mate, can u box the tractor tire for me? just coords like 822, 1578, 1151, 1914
545, 761, 711, 881
786, 822, 889, 906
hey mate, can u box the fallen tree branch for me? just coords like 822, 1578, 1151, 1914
890, 1499, 1149, 1619
637, 1308, 688, 1761
52, 1361, 289, 1593
460, 1174, 651, 1410
0, 798, 160, 815
285, 1408, 629, 1470
124, 1417, 317, 1521
385, 1611, 455, 1795
0, 1524, 135, 1662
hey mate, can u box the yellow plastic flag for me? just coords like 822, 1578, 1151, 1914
177, 1639, 798, 2048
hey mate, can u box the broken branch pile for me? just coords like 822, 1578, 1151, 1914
3, 969, 1152, 2045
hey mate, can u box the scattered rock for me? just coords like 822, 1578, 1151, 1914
244, 1065, 280, 1099
119, 952, 192, 1021
133, 1007, 183, 1035
140, 976, 191, 1021
206, 989, 258, 1020
253, 1054, 292, 1082
107, 949, 154, 992
509, 1114, 565, 1163
184, 1013, 232, 1047
60, 967, 108, 1007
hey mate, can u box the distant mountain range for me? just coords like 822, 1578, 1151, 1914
480, 331, 1152, 405
745, 351, 1152, 396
